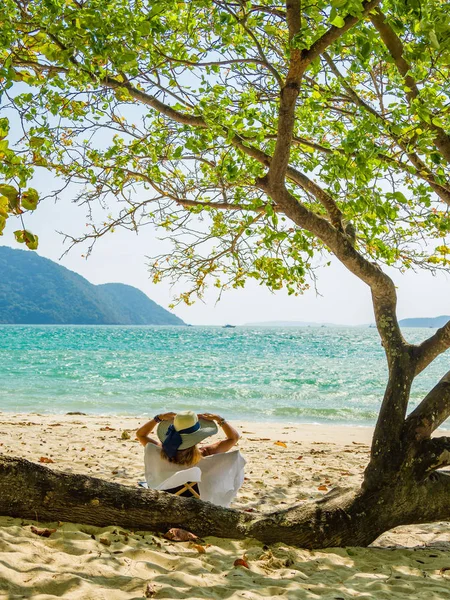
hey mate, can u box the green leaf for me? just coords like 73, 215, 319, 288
0, 118, 9, 139
117, 51, 137, 70
14, 229, 25, 243
21, 188, 39, 211
114, 87, 132, 101
14, 229, 39, 249
360, 41, 371, 59
24, 231, 39, 250
0, 195, 10, 223
429, 31, 440, 49
0, 184, 19, 203
431, 117, 444, 128
392, 192, 407, 204
29, 137, 45, 149
138, 21, 152, 35
330, 16, 346, 28
430, 152, 441, 165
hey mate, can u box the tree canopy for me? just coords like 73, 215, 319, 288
1, 0, 449, 301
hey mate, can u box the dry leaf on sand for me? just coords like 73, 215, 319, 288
163, 528, 199, 542
274, 441, 287, 448
144, 582, 156, 597
30, 526, 56, 538
190, 542, 207, 553
234, 557, 250, 569
39, 457, 54, 463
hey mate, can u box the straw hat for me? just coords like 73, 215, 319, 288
157, 410, 218, 451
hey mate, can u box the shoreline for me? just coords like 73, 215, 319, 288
2, 411, 448, 433
0, 409, 380, 427
1, 413, 450, 599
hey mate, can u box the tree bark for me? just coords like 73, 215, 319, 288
0, 455, 249, 539
2, 454, 450, 549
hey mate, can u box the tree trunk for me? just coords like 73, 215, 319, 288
2, 454, 449, 549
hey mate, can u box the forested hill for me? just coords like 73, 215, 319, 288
0, 246, 185, 325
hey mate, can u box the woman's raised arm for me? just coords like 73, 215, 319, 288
198, 413, 240, 456
136, 412, 175, 446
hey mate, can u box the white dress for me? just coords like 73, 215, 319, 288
144, 444, 246, 507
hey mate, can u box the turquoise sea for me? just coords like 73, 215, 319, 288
0, 325, 448, 426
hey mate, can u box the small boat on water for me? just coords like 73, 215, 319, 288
223, 324, 236, 328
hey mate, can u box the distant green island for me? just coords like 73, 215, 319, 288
0, 246, 185, 325
398, 316, 450, 328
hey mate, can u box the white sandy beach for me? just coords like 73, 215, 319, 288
1, 413, 449, 599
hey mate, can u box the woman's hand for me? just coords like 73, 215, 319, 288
158, 412, 176, 421
198, 413, 223, 423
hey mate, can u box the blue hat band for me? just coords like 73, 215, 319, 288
162, 421, 200, 458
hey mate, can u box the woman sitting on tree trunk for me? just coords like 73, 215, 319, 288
136, 411, 243, 501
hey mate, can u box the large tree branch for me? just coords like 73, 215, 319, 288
414, 320, 450, 375
11, 55, 207, 129
0, 455, 251, 539
17, 57, 449, 224
5, 454, 450, 549
101, 77, 208, 128
268, 0, 381, 189
300, 0, 381, 66
15, 5, 450, 209
235, 136, 345, 226
258, 181, 413, 471
266, 0, 303, 185
403, 370, 450, 440
18, 57, 450, 207
395, 470, 450, 525
369, 11, 419, 101
415, 437, 450, 475
123, 171, 284, 214
12, 38, 344, 227
370, 9, 450, 164
365, 357, 415, 487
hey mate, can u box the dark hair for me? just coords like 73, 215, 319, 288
160, 444, 202, 466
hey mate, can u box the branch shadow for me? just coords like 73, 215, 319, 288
1, 517, 450, 600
